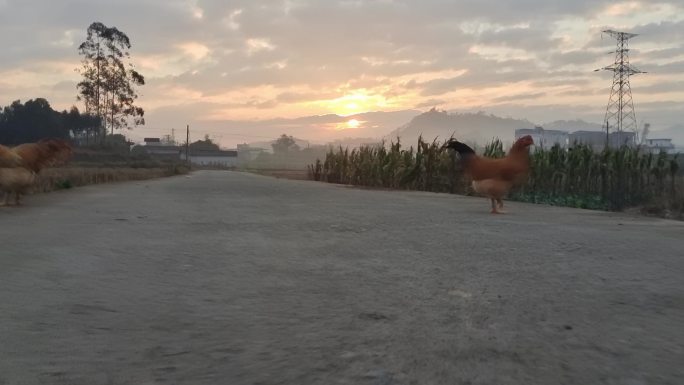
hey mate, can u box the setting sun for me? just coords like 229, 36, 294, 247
332, 118, 363, 131
346, 119, 360, 129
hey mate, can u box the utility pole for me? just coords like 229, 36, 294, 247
186, 124, 190, 166
595, 30, 646, 148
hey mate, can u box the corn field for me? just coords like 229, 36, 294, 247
516, 143, 681, 212
308, 137, 468, 194
308, 137, 683, 217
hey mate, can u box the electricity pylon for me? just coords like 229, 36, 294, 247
594, 29, 646, 146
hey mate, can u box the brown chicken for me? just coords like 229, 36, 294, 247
0, 139, 72, 206
443, 135, 534, 214
0, 167, 37, 206
10, 139, 72, 172
0, 144, 23, 167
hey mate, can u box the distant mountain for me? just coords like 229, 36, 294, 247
239, 109, 421, 148
346, 110, 421, 127
383, 108, 534, 146
240, 108, 656, 151
542, 119, 604, 132
282, 109, 420, 127
245, 136, 383, 151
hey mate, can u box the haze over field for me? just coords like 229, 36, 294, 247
1, 0, 683, 146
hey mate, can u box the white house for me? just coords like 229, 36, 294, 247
569, 131, 636, 151
131, 138, 181, 159
643, 138, 676, 154
182, 149, 239, 167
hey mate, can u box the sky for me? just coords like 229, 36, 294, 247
1, 0, 683, 147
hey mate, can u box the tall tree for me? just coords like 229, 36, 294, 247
272, 134, 300, 154
77, 22, 145, 136
0, 99, 97, 145
63, 106, 102, 145
189, 136, 221, 152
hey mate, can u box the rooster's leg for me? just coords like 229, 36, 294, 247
490, 198, 502, 214
0, 193, 7, 206
14, 192, 23, 206
495, 198, 507, 214
490, 197, 506, 214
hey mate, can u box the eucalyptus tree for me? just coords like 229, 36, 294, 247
77, 22, 145, 137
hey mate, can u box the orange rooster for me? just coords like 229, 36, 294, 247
0, 139, 72, 206
443, 135, 534, 214
0, 144, 23, 167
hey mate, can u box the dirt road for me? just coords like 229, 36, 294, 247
1, 170, 682, 384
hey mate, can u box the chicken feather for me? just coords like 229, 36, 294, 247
444, 135, 534, 214
0, 144, 23, 167
0, 139, 72, 206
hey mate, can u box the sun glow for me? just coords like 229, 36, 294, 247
331, 118, 364, 131
319, 91, 389, 115
346, 119, 360, 129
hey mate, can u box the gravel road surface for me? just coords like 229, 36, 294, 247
1, 170, 683, 385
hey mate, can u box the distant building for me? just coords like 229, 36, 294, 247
513, 126, 646, 152
131, 138, 182, 160
643, 138, 676, 154
515, 126, 569, 150
143, 137, 162, 146
569, 131, 607, 151
608, 131, 636, 148
182, 149, 239, 167
569, 131, 636, 151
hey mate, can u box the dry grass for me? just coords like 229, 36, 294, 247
31, 166, 188, 194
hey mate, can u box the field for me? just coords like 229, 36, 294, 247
309, 137, 684, 220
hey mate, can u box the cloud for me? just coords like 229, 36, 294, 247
490, 92, 547, 103
1, 0, 683, 144
178, 42, 212, 61
245, 38, 275, 55
637, 80, 684, 93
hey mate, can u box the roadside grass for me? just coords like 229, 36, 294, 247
33, 165, 189, 194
